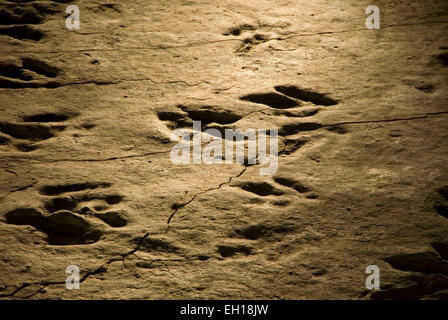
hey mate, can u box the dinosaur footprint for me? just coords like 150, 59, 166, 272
156, 104, 243, 131
0, 58, 63, 88
240, 85, 341, 139
156, 85, 340, 160
372, 187, 448, 299
0, 0, 75, 42
0, 111, 78, 152
3, 182, 129, 245
372, 243, 448, 299
232, 176, 317, 199
222, 23, 273, 52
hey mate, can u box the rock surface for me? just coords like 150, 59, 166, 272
0, 0, 447, 299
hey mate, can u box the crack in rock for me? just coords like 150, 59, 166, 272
165, 168, 247, 232
0, 179, 37, 202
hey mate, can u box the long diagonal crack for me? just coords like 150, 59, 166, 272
165, 168, 247, 232
0, 168, 247, 298
0, 232, 150, 299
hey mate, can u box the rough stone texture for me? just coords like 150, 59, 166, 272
0, 0, 447, 299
